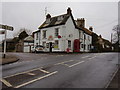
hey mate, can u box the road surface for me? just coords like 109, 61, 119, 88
1, 52, 119, 88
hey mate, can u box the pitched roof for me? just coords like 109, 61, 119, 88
37, 9, 93, 36
38, 14, 70, 29
81, 27, 93, 35
24, 35, 34, 42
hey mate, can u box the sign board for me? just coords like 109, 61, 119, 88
0, 30, 5, 34
0, 24, 14, 31
48, 35, 53, 41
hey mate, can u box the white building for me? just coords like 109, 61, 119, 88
23, 36, 34, 53
34, 7, 93, 52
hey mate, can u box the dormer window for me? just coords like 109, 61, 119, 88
57, 16, 63, 21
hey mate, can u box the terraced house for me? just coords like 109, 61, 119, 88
34, 7, 93, 52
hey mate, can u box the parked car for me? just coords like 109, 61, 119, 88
32, 45, 44, 53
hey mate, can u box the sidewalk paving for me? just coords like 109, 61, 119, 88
0, 54, 19, 65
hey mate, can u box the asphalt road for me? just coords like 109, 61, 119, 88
1, 52, 119, 88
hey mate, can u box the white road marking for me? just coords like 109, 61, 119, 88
4, 67, 43, 78
82, 55, 90, 59
39, 69, 50, 74
0, 78, 12, 87
27, 73, 35, 76
68, 61, 85, 67
54, 60, 74, 65
14, 71, 58, 88
88, 56, 96, 60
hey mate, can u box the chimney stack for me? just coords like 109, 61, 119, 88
77, 18, 85, 28
67, 7, 72, 14
89, 26, 93, 31
46, 14, 51, 19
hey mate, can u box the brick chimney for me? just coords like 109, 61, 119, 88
77, 18, 85, 28
67, 7, 72, 14
89, 26, 93, 31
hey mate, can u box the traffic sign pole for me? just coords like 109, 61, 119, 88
3, 29, 7, 58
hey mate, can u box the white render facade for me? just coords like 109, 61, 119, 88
34, 8, 92, 52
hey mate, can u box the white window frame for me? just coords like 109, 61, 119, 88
55, 28, 59, 38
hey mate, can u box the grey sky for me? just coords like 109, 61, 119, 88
0, 2, 118, 41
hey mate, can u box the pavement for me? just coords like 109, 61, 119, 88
1, 52, 119, 88
0, 53, 19, 65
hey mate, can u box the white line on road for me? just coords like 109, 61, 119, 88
4, 67, 43, 78
27, 73, 36, 76
14, 71, 58, 88
54, 60, 74, 65
88, 56, 96, 60
81, 55, 90, 59
0, 78, 12, 87
39, 69, 50, 74
68, 61, 85, 67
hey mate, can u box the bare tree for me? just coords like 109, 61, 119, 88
112, 25, 120, 43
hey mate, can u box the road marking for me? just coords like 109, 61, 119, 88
39, 69, 50, 74
27, 73, 35, 76
4, 67, 43, 78
54, 60, 74, 65
82, 55, 89, 59
68, 61, 85, 67
0, 78, 12, 87
14, 71, 58, 88
88, 56, 96, 60
61, 63, 70, 67
56, 55, 64, 57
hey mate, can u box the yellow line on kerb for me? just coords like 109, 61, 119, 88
0, 78, 12, 87
14, 71, 58, 88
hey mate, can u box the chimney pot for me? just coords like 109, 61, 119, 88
67, 7, 72, 14
89, 26, 93, 31
46, 14, 51, 19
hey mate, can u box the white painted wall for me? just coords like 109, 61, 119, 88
34, 15, 92, 52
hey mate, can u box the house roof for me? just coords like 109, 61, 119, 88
24, 35, 34, 42
38, 14, 70, 29
36, 8, 93, 36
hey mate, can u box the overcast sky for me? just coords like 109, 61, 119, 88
0, 1, 118, 41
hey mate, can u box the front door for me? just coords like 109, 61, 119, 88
49, 42, 52, 52
74, 39, 80, 52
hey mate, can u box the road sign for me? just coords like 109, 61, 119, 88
0, 24, 14, 31
0, 24, 14, 58
0, 30, 5, 34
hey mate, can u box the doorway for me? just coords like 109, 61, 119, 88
49, 42, 52, 52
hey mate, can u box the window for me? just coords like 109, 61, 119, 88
55, 28, 59, 37
68, 40, 71, 48
54, 40, 59, 49
36, 33, 39, 40
88, 36, 90, 41
43, 30, 46, 39
84, 34, 86, 40
42, 42, 46, 47
84, 44, 86, 50
88, 45, 89, 50
57, 16, 63, 21
81, 44, 84, 48
36, 43, 38, 46
79, 31, 81, 39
